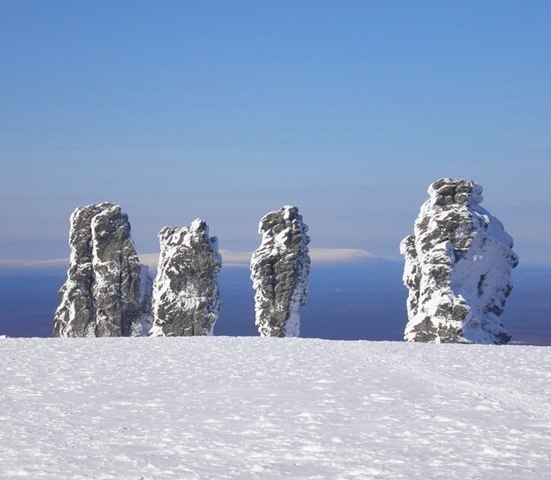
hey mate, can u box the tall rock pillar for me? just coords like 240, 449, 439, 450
149, 219, 222, 336
250, 205, 310, 337
53, 202, 150, 337
400, 178, 518, 344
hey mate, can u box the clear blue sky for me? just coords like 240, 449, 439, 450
1, 1, 549, 263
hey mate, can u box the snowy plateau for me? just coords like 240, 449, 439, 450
0, 338, 549, 480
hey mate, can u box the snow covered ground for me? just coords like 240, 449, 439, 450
0, 338, 549, 479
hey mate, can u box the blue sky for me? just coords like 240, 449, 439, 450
1, 1, 550, 263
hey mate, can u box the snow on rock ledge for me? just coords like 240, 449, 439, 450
400, 178, 519, 344
250, 205, 310, 337
149, 219, 222, 336
53, 203, 151, 337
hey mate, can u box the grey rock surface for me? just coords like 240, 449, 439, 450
53, 203, 151, 337
250, 205, 310, 337
400, 178, 518, 344
149, 219, 222, 336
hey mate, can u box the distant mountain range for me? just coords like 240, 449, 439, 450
0, 247, 391, 271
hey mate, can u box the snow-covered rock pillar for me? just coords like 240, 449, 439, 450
400, 178, 518, 344
53, 203, 151, 337
250, 205, 311, 337
149, 219, 222, 336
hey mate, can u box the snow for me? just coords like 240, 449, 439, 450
1, 338, 549, 479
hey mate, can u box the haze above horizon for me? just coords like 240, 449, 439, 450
1, 1, 549, 264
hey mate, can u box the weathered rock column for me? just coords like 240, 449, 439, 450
53, 203, 150, 337
149, 219, 222, 336
250, 205, 310, 337
400, 178, 518, 344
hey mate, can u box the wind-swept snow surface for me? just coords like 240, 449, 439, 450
1, 338, 549, 479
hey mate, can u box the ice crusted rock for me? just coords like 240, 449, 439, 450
149, 219, 222, 336
400, 178, 519, 344
53, 203, 152, 337
250, 205, 311, 337
137, 264, 154, 335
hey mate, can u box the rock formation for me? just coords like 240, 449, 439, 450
250, 205, 310, 337
53, 202, 152, 337
400, 178, 518, 344
149, 219, 222, 336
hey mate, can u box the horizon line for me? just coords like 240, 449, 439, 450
0, 248, 396, 270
